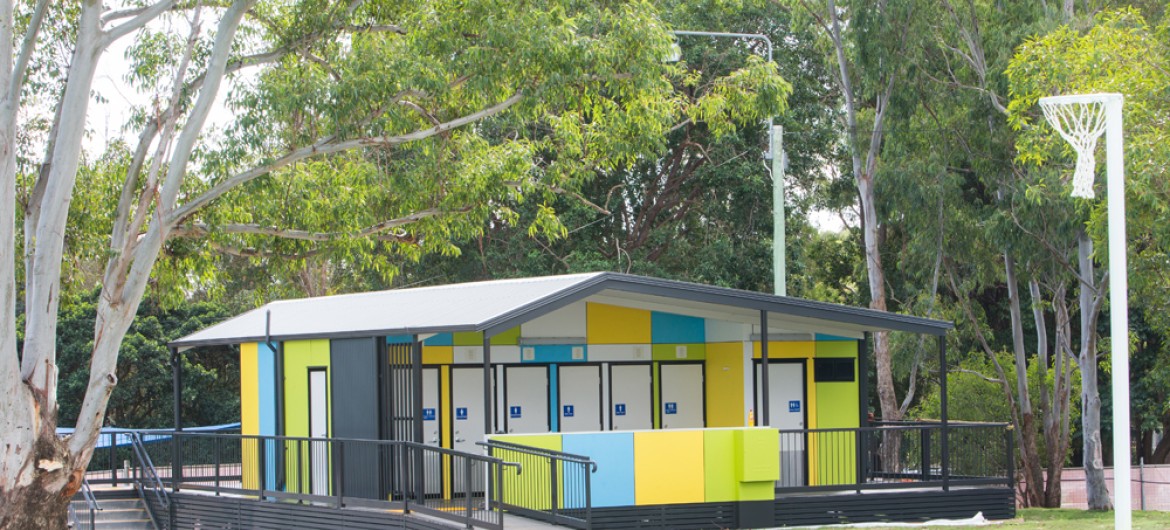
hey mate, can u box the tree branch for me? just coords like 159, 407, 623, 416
167, 91, 524, 226
170, 207, 467, 241
102, 0, 182, 47
9, 0, 49, 98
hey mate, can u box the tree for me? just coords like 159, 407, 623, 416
1, 0, 775, 525
1006, 7, 1170, 509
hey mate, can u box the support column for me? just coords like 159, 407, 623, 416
939, 334, 950, 491
412, 336, 424, 444
858, 333, 870, 487
760, 310, 769, 426
483, 336, 494, 437
171, 348, 183, 491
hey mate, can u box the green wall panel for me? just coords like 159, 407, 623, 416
651, 343, 707, 361
703, 430, 737, 502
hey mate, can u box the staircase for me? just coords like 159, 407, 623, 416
70, 493, 154, 530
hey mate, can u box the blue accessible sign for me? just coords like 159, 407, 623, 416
563, 405, 575, 417
789, 400, 801, 413
664, 402, 678, 415
455, 407, 468, 420
422, 408, 436, 421
510, 406, 522, 418
614, 403, 626, 416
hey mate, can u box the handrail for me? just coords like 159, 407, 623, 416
478, 439, 598, 472
79, 478, 101, 529
129, 432, 169, 508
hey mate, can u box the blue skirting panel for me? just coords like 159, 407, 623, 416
562, 432, 636, 508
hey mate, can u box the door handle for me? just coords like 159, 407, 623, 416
455, 430, 466, 443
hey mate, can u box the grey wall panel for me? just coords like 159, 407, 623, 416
330, 337, 382, 500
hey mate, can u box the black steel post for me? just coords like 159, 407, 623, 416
759, 310, 769, 426
939, 335, 950, 491
483, 335, 494, 436
411, 336, 424, 500
1005, 427, 1015, 490
921, 428, 931, 481
858, 333, 869, 487
171, 347, 182, 491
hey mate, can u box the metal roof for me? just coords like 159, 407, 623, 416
171, 272, 952, 349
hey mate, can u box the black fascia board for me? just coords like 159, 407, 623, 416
168, 324, 482, 350
480, 272, 951, 337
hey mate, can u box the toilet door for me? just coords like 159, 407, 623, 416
308, 368, 330, 495
450, 367, 487, 494
609, 364, 652, 430
421, 367, 442, 494
755, 361, 806, 487
659, 363, 704, 429
504, 366, 550, 434
558, 365, 601, 432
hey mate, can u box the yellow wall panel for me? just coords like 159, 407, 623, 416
423, 345, 453, 365
633, 431, 705, 505
705, 343, 744, 427
240, 343, 259, 489
587, 303, 651, 344
753, 340, 815, 359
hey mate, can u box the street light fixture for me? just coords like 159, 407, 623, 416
671, 30, 787, 296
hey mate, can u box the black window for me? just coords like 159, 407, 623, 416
814, 358, 855, 382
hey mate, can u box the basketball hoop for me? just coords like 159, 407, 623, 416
1039, 94, 1110, 198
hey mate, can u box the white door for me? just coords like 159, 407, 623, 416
308, 369, 329, 496
558, 365, 601, 432
659, 363, 704, 429
422, 368, 441, 495
756, 361, 805, 487
504, 366, 549, 434
610, 364, 652, 430
450, 368, 487, 493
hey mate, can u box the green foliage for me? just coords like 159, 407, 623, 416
55, 292, 239, 428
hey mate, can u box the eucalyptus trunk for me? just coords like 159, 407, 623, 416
1077, 230, 1112, 510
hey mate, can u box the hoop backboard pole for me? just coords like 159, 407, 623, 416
1104, 94, 1131, 529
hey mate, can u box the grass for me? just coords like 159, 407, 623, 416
912, 508, 1170, 529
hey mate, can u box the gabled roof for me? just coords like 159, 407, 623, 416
171, 272, 952, 349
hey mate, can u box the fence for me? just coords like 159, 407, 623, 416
777, 422, 1012, 493
480, 439, 596, 529
1029, 463, 1170, 510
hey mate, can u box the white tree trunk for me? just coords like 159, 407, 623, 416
1077, 229, 1112, 509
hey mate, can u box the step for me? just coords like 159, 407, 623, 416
70, 497, 154, 529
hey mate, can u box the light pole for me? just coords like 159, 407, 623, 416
671, 30, 786, 296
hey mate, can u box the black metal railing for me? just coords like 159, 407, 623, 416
777, 422, 1012, 493
153, 432, 518, 530
128, 432, 169, 529
481, 439, 596, 529
67, 478, 100, 529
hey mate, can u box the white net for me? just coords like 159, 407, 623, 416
1039, 99, 1107, 198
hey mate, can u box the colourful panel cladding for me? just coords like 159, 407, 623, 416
562, 433, 636, 508
440, 366, 452, 500
753, 340, 815, 359
815, 333, 857, 342
240, 343, 259, 490
549, 365, 559, 432
735, 428, 780, 483
492, 434, 564, 510
816, 340, 858, 358
633, 430, 704, 505
651, 363, 661, 429
705, 343, 744, 427
813, 340, 858, 485
703, 430, 737, 502
453, 327, 520, 346
422, 346, 453, 365
283, 339, 331, 494
520, 344, 587, 363
257, 342, 277, 437
423, 333, 453, 346
650, 312, 705, 344
386, 335, 413, 344
650, 343, 706, 361
586, 303, 650, 344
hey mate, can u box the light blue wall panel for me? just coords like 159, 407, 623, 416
257, 342, 278, 489
386, 335, 413, 344
423, 333, 453, 346
562, 433, 636, 508
549, 364, 559, 432
651, 312, 705, 344
522, 344, 587, 363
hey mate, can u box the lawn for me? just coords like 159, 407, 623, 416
916, 508, 1170, 529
